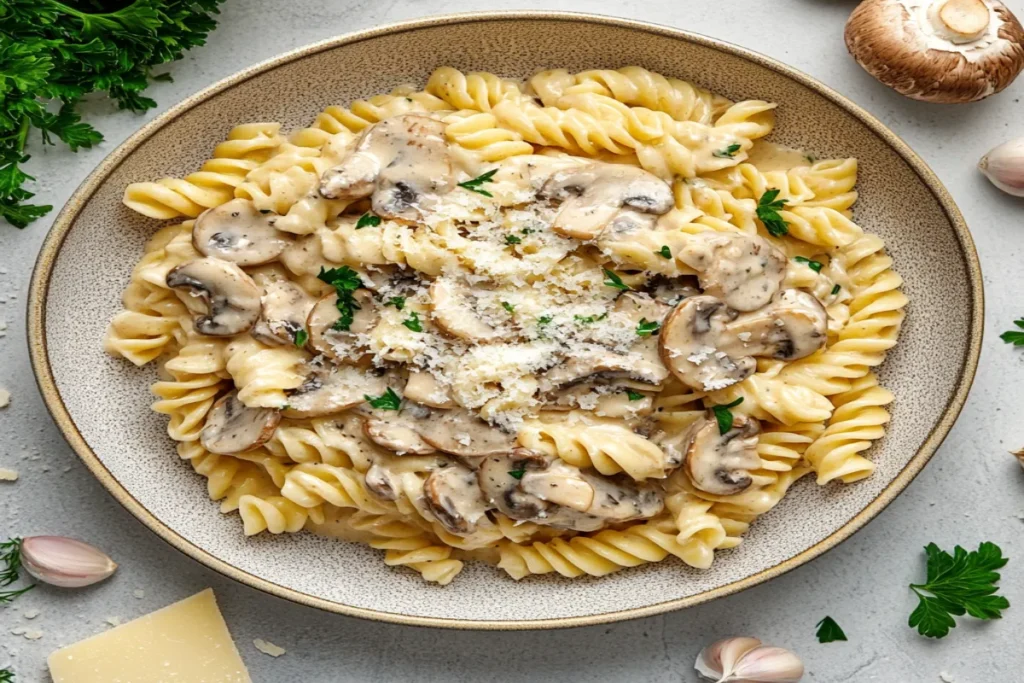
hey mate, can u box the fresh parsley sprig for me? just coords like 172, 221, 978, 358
602, 268, 630, 291
713, 143, 741, 159
293, 328, 308, 348
625, 389, 645, 401
636, 318, 660, 337
364, 388, 401, 411
0, 667, 14, 682
384, 296, 405, 311
317, 266, 362, 331
0, 0, 226, 228
1000, 318, 1024, 346
711, 397, 743, 435
815, 616, 847, 643
0, 538, 34, 605
574, 312, 607, 324
355, 212, 381, 229
908, 542, 1010, 639
756, 188, 789, 237
402, 311, 422, 332
458, 169, 497, 197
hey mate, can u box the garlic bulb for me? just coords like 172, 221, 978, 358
20, 536, 117, 588
979, 138, 1024, 196
695, 637, 804, 683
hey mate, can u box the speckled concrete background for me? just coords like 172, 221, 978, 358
2, 0, 1023, 680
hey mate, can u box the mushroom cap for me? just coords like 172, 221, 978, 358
251, 279, 314, 346
423, 463, 492, 535
192, 198, 292, 266
284, 364, 389, 418
416, 408, 517, 457
403, 370, 456, 409
306, 290, 377, 363
200, 391, 281, 455
676, 232, 786, 312
361, 403, 438, 455
683, 412, 762, 496
845, 0, 1024, 103
166, 257, 262, 336
429, 278, 509, 343
659, 296, 756, 393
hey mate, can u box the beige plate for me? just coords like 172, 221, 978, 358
28, 12, 982, 629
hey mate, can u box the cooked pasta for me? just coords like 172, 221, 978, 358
107, 64, 905, 584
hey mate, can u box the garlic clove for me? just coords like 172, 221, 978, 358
695, 637, 804, 683
20, 536, 117, 588
979, 137, 1024, 197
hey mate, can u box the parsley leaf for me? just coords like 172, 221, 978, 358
501, 301, 515, 314
537, 315, 553, 326
364, 388, 401, 411
713, 143, 741, 159
711, 397, 743, 435
794, 256, 823, 273
0, 538, 34, 605
636, 318, 661, 336
1000, 318, 1024, 346
815, 616, 847, 643
831, 284, 841, 296
355, 212, 381, 229
656, 245, 671, 259
317, 266, 362, 331
458, 169, 498, 197
402, 311, 423, 332
509, 467, 526, 480
0, 668, 13, 682
0, 1, 226, 228
574, 312, 607, 324
603, 268, 630, 291
626, 390, 644, 401
384, 296, 405, 311
505, 234, 521, 245
756, 188, 789, 237
908, 542, 1010, 639
294, 328, 308, 348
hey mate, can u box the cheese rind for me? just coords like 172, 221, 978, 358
48, 588, 251, 683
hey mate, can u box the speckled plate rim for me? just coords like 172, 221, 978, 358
27, 10, 983, 630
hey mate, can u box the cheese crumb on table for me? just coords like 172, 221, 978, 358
0, 388, 9, 408
23, 609, 40, 619
132, 588, 145, 599
48, 588, 251, 683
253, 638, 286, 657
11, 627, 44, 640
0, 468, 18, 482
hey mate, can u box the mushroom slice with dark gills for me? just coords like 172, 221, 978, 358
429, 278, 509, 343
319, 114, 454, 222
682, 412, 762, 496
200, 391, 281, 455
659, 291, 828, 393
538, 348, 668, 397
423, 463, 492, 535
192, 198, 293, 266
478, 449, 664, 532
283, 364, 389, 419
360, 402, 437, 456
252, 279, 315, 346
306, 289, 377, 362
166, 258, 262, 336
676, 232, 787, 312
416, 408, 517, 460
540, 162, 673, 240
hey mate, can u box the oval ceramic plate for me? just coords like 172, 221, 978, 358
29, 12, 982, 629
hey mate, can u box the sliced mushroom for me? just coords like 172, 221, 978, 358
364, 462, 400, 501
682, 412, 762, 495
200, 391, 281, 455
429, 278, 508, 342
540, 162, 674, 240
648, 274, 701, 306
423, 463, 492, 535
478, 450, 664, 532
417, 408, 516, 458
252, 279, 315, 346
319, 114, 454, 222
192, 198, 293, 266
306, 290, 377, 362
284, 364, 388, 419
403, 370, 456, 409
660, 291, 828, 392
361, 402, 437, 455
539, 348, 668, 395
166, 258, 262, 336
676, 232, 787, 312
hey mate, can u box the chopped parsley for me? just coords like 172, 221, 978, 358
509, 467, 526, 480
756, 188, 789, 237
805, 154, 818, 163
384, 296, 406, 311
355, 212, 381, 229
711, 397, 744, 435
537, 315, 553, 326
794, 256, 823, 273
505, 234, 521, 245
815, 616, 848, 643
364, 388, 402, 411
574, 312, 607, 324
626, 390, 645, 401
603, 268, 630, 291
0, 538, 33, 605
1000, 318, 1024, 346
501, 301, 515, 314
317, 266, 362, 331
0, 668, 13, 682
831, 284, 841, 296
713, 143, 741, 159
294, 329, 308, 348
521, 227, 537, 235
636, 318, 661, 336
656, 245, 672, 259
402, 311, 423, 332
458, 169, 498, 197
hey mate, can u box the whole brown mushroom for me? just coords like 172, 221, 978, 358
845, 0, 1024, 103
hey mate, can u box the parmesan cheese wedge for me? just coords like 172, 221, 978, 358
48, 588, 251, 683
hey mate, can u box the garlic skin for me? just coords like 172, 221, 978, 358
695, 637, 804, 683
979, 138, 1024, 197
20, 536, 117, 588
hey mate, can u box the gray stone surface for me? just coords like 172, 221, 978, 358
1, 1, 1023, 680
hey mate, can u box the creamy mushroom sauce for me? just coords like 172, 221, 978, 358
111, 70, 906, 583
